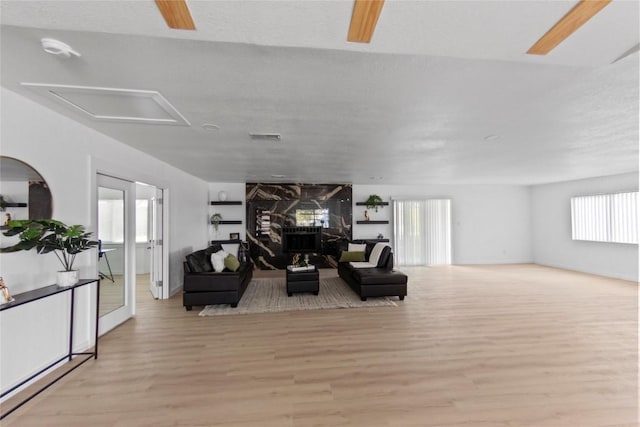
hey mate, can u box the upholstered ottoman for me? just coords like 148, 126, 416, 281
352, 269, 408, 301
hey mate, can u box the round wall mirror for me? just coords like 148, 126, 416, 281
0, 156, 53, 222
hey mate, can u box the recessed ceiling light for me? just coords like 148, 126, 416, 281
484, 134, 500, 141
41, 38, 81, 58
270, 174, 286, 178
201, 123, 219, 131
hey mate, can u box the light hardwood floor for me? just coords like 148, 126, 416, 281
2, 264, 637, 426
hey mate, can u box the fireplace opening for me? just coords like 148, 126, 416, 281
282, 226, 321, 253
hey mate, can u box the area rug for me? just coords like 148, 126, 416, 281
199, 276, 397, 316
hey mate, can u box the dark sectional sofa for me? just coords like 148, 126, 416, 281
337, 240, 408, 301
183, 244, 253, 310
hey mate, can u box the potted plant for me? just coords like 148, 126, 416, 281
0, 219, 98, 286
366, 194, 385, 212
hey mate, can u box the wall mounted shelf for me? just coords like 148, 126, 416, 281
356, 220, 389, 225
211, 220, 242, 225
210, 201, 242, 206
3, 202, 27, 208
355, 202, 389, 207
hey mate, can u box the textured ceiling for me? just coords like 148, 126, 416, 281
1, 1, 638, 185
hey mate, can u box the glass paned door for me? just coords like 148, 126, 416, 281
97, 174, 135, 334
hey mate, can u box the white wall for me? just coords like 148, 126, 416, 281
353, 184, 533, 264
208, 183, 247, 242
0, 88, 209, 398
531, 173, 638, 281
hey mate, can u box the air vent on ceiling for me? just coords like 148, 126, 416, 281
250, 133, 281, 141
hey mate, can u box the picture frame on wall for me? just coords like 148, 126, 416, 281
229, 232, 240, 240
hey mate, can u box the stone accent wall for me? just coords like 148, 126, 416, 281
246, 183, 352, 269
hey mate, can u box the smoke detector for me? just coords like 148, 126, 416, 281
41, 38, 81, 58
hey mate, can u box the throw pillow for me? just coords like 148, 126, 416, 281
210, 250, 227, 273
224, 254, 240, 272
348, 243, 367, 253
221, 243, 240, 259
368, 242, 389, 266
376, 245, 392, 267
339, 251, 366, 262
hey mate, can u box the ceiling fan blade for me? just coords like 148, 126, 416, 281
527, 0, 611, 55
155, 0, 195, 30
347, 0, 385, 43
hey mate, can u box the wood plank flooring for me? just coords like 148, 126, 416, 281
2, 264, 637, 426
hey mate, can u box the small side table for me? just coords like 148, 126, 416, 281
286, 266, 319, 296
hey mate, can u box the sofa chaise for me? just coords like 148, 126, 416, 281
337, 240, 408, 301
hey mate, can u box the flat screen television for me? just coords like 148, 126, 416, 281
281, 226, 321, 253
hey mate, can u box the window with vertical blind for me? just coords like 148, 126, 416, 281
393, 199, 451, 265
571, 192, 638, 244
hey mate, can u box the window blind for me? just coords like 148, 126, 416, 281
393, 199, 451, 265
571, 192, 638, 244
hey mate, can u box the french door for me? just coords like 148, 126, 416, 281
149, 188, 164, 299
97, 174, 135, 334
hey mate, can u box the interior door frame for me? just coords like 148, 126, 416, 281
89, 156, 171, 337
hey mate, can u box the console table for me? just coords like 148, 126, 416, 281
0, 278, 100, 420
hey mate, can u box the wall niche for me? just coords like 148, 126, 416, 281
246, 183, 352, 269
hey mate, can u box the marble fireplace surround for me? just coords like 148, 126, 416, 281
246, 183, 353, 269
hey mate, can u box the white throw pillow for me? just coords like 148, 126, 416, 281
348, 243, 367, 253
368, 242, 389, 267
221, 243, 240, 259
211, 250, 228, 272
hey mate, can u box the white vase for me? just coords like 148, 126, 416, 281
57, 270, 78, 287
218, 191, 228, 202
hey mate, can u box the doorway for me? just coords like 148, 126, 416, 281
97, 174, 166, 335
135, 183, 164, 301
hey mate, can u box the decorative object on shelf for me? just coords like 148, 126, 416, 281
377, 233, 384, 239
229, 232, 240, 240
0, 277, 13, 304
217, 190, 228, 202
366, 194, 385, 212
4, 213, 11, 226
210, 212, 223, 233
0, 219, 98, 287
364, 210, 371, 221
290, 253, 310, 268
0, 195, 6, 212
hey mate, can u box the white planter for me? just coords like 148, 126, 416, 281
57, 270, 79, 287
218, 190, 228, 202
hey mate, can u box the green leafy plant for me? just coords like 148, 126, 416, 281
366, 194, 385, 212
0, 219, 98, 271
210, 213, 223, 231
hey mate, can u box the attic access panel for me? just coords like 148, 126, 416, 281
20, 83, 190, 126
